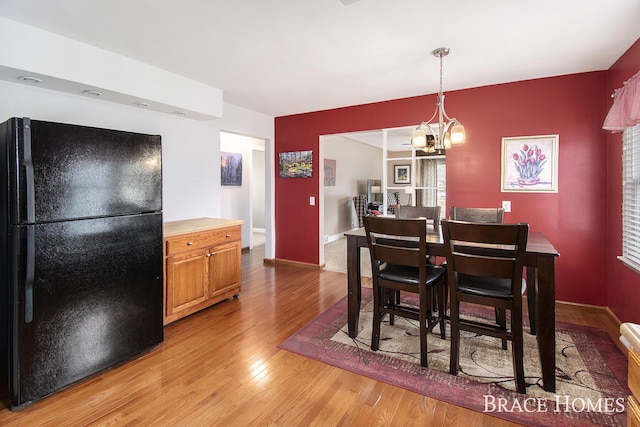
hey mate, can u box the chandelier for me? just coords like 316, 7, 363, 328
411, 47, 466, 152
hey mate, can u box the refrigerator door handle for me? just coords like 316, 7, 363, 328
25, 225, 35, 323
22, 118, 36, 224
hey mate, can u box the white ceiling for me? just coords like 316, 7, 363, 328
0, 0, 639, 118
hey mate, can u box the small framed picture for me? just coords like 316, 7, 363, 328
221, 152, 242, 186
394, 164, 411, 184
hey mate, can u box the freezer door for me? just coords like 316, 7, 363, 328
10, 213, 163, 408
11, 118, 162, 224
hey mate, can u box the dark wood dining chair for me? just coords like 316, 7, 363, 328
441, 219, 529, 393
363, 215, 447, 367
449, 206, 504, 223
449, 205, 535, 336
395, 205, 441, 226
396, 205, 441, 265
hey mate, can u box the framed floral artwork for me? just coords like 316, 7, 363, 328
501, 134, 558, 193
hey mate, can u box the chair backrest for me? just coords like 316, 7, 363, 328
363, 216, 427, 271
441, 219, 528, 296
396, 205, 441, 221
449, 206, 505, 224
396, 205, 441, 227
352, 194, 368, 228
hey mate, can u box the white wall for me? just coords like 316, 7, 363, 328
220, 132, 266, 248
321, 134, 382, 241
252, 149, 266, 230
0, 81, 275, 257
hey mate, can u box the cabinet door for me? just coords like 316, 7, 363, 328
208, 242, 241, 296
166, 248, 208, 316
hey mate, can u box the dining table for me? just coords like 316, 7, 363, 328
345, 226, 560, 392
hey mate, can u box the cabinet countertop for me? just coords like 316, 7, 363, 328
621, 322, 640, 351
163, 217, 245, 238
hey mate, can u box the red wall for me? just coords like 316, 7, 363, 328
275, 71, 610, 305
606, 38, 640, 323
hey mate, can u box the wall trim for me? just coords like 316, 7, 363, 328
269, 258, 324, 270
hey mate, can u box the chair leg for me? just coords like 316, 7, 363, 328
512, 308, 526, 393
389, 290, 399, 326
419, 287, 428, 367
496, 308, 508, 350
449, 295, 460, 375
435, 281, 446, 339
371, 282, 382, 352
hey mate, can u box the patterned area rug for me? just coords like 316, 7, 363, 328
279, 288, 629, 426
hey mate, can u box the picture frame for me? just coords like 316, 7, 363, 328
220, 152, 242, 186
501, 134, 558, 193
279, 150, 313, 178
394, 164, 411, 184
324, 158, 336, 186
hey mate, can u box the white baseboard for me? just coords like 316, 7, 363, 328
324, 233, 345, 244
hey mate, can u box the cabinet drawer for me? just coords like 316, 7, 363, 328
166, 226, 241, 256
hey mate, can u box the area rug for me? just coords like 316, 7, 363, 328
279, 288, 629, 427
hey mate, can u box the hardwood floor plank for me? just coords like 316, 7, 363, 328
0, 245, 623, 426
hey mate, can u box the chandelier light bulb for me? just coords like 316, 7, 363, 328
450, 123, 466, 144
412, 128, 427, 148
443, 132, 452, 148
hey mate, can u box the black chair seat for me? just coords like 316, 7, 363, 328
458, 273, 527, 300
380, 264, 446, 286
457, 273, 512, 299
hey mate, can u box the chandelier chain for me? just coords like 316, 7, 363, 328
439, 52, 444, 102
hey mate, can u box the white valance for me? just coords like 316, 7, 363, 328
603, 70, 640, 132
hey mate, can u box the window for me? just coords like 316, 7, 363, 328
621, 124, 640, 272
416, 156, 446, 213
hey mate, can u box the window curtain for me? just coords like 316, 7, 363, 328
603, 70, 640, 132
416, 158, 442, 206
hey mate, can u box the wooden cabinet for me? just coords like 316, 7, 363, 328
621, 323, 640, 426
164, 218, 243, 325
629, 348, 640, 426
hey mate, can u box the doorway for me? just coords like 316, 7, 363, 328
220, 131, 266, 250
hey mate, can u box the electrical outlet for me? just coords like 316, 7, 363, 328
310, 196, 315, 206
502, 200, 511, 212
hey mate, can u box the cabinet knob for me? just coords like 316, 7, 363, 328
206, 253, 212, 257
187, 241, 193, 246
225, 234, 231, 238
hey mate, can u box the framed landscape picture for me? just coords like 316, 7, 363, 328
394, 164, 411, 184
501, 134, 558, 193
220, 152, 242, 186
279, 150, 313, 178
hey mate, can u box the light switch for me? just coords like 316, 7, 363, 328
502, 201, 511, 212
310, 196, 315, 206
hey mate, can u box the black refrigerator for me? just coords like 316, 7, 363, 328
0, 117, 164, 410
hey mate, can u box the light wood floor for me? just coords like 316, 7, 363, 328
0, 246, 625, 426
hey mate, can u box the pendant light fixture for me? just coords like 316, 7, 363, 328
411, 47, 465, 151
